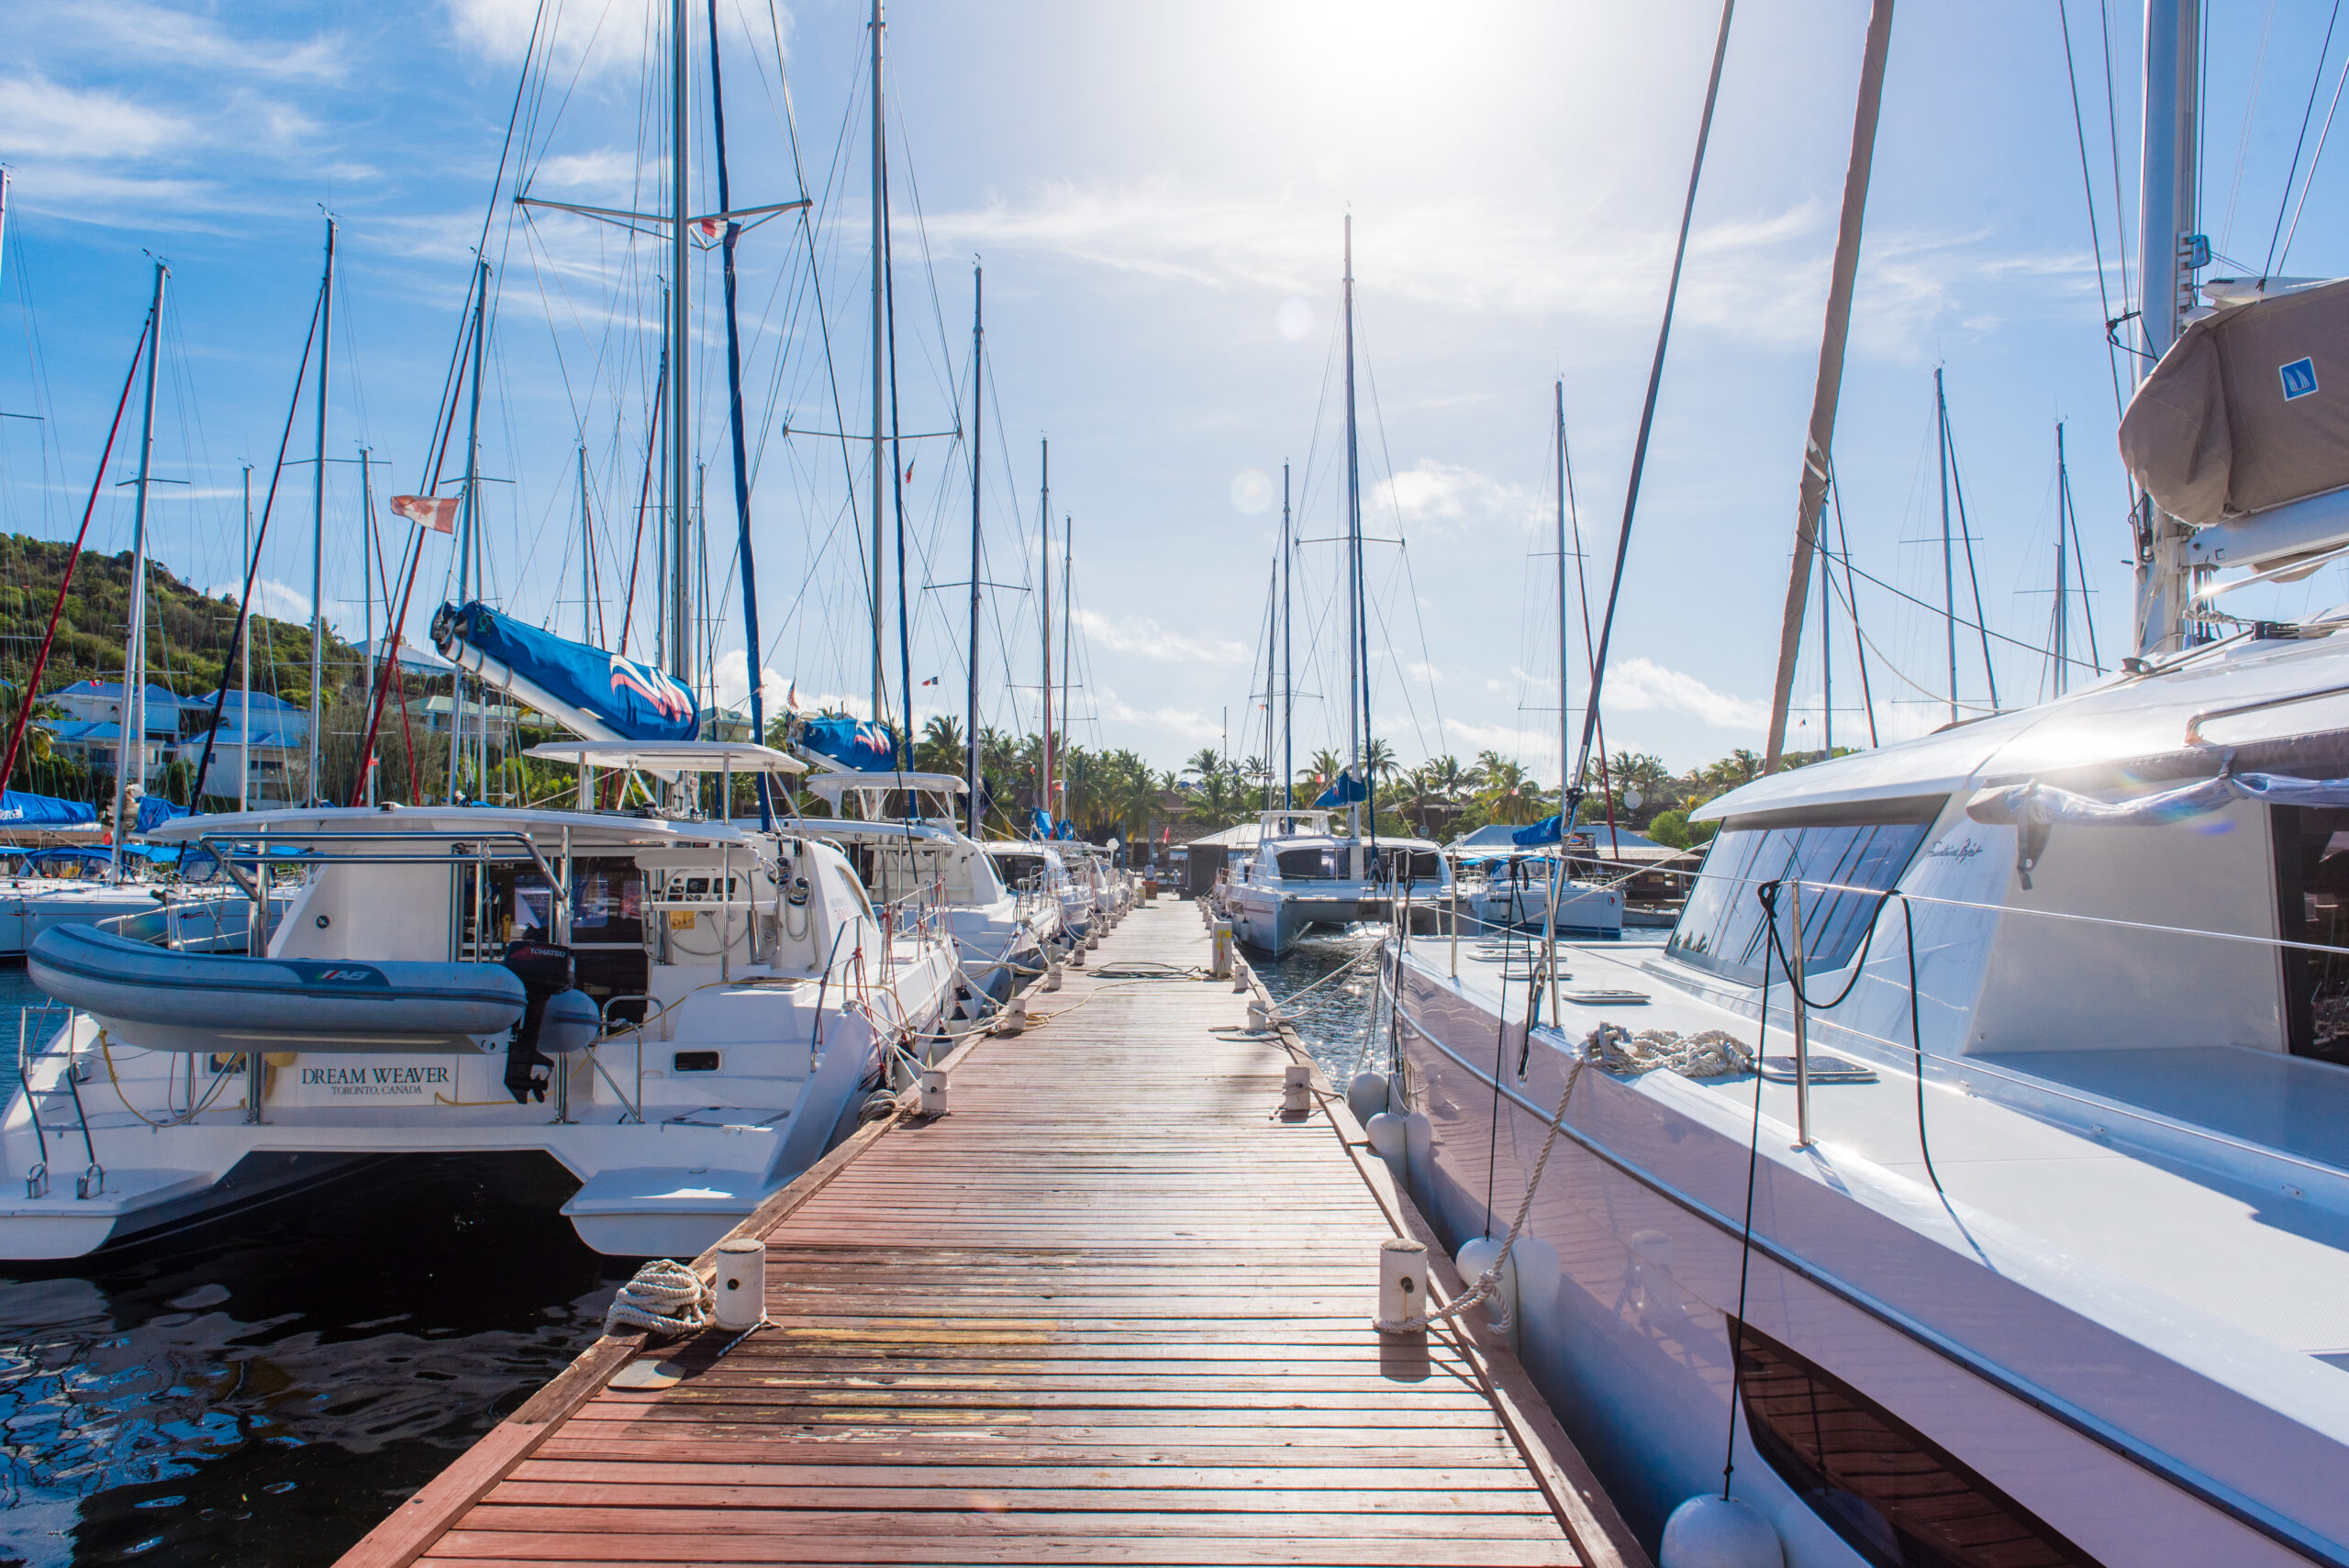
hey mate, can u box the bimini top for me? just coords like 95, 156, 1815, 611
526, 740, 805, 774
803, 771, 968, 802
1697, 628, 2349, 822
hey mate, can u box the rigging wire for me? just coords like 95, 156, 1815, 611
2264, 0, 2346, 278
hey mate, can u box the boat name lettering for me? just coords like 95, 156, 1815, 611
297, 1065, 451, 1091
1923, 837, 1983, 864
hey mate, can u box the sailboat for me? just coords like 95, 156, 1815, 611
1224, 218, 1450, 958
1382, 4, 2349, 1564
0, 0, 961, 1261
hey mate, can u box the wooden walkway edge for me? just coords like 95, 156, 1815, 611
339, 895, 1649, 1568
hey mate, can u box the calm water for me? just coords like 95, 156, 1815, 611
0, 963, 633, 1568
0, 929, 1386, 1568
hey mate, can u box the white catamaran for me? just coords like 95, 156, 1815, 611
1378, 4, 2349, 1565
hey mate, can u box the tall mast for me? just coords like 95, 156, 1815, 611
966, 264, 984, 836
308, 217, 335, 804
448, 259, 487, 804
1038, 440, 1051, 835
707, 0, 772, 825
868, 0, 887, 720
241, 464, 253, 811
114, 260, 166, 880
2133, 0, 2202, 655
1938, 368, 1956, 725
1555, 380, 1571, 820
361, 443, 376, 806
1060, 514, 1072, 828
669, 0, 694, 691
2055, 422, 2071, 697
579, 445, 593, 640
1281, 460, 1293, 812
1820, 502, 1832, 756
1758, 0, 1892, 772
1341, 216, 1362, 840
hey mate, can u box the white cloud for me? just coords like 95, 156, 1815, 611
59, 3, 348, 82
920, 182, 2087, 360
709, 649, 790, 714
447, 0, 673, 80
1371, 460, 1543, 536
206, 578, 313, 624
1075, 609, 1249, 665
0, 74, 184, 161
1605, 657, 1766, 732
529, 149, 640, 192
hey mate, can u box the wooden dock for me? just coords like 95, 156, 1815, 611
340, 895, 1647, 1568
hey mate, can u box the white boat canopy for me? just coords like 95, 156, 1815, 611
804, 771, 968, 801
526, 740, 806, 774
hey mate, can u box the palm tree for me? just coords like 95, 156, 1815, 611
1302, 747, 1344, 790
917, 715, 963, 774
1364, 737, 1398, 785
1425, 753, 1468, 799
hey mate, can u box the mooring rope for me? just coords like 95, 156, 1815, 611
603, 1259, 713, 1335
1379, 1053, 1588, 1333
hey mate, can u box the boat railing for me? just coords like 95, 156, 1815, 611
1485, 862, 2349, 1192
188, 828, 576, 948
587, 994, 669, 1125
17, 1001, 97, 1201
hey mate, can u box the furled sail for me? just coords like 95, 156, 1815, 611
430, 601, 697, 742
2120, 276, 2349, 528
0, 790, 97, 827
792, 716, 901, 773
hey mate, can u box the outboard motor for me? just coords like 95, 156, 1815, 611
500, 940, 595, 1103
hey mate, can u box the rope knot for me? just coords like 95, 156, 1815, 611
604, 1258, 713, 1337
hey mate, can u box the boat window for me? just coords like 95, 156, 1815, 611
1735, 1321, 2100, 1568
571, 858, 643, 944
1276, 848, 1341, 880
1668, 817, 1931, 983
1375, 847, 1442, 883
992, 853, 1045, 889
2274, 805, 2349, 1061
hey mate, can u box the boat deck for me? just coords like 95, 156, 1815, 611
337, 895, 1644, 1568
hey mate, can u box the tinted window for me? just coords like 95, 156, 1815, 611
992, 853, 1046, 887
1737, 1323, 2099, 1568
1668, 818, 1930, 982
1276, 848, 1339, 880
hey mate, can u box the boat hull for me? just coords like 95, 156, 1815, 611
1386, 941, 2334, 1567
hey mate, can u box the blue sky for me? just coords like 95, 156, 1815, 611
3, 1, 2344, 781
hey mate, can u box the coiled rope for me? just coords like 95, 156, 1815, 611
603, 1259, 712, 1335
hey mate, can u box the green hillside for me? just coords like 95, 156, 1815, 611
0, 533, 418, 806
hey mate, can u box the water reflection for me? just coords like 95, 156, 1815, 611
0, 1151, 627, 1567
1251, 928, 1386, 1083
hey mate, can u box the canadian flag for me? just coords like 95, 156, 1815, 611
389, 495, 458, 534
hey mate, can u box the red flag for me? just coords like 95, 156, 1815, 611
696, 217, 719, 240
390, 495, 458, 534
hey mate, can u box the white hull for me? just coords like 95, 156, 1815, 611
0, 804, 962, 1259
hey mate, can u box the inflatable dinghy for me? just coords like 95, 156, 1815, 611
29, 923, 529, 1053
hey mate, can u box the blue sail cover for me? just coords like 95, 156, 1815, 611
1513, 813, 1563, 846
1029, 807, 1052, 841
0, 790, 96, 827
136, 795, 190, 834
797, 717, 902, 773
1312, 768, 1366, 808
435, 601, 696, 741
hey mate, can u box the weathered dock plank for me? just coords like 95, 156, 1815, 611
340, 895, 1647, 1568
